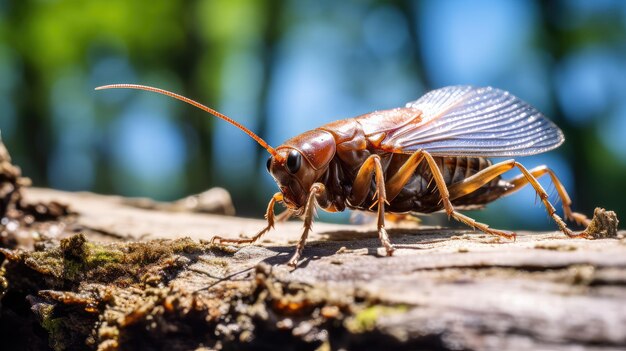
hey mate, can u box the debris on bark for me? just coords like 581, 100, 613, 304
0, 140, 31, 218
1, 140, 71, 251
585, 207, 619, 239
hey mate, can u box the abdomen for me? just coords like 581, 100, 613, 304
382, 155, 509, 213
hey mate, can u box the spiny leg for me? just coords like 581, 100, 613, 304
446, 160, 589, 238
421, 152, 517, 240
349, 154, 394, 255
288, 183, 325, 266
503, 166, 590, 227
210, 192, 283, 245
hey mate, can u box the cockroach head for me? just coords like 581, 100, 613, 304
266, 130, 336, 209
95, 84, 337, 210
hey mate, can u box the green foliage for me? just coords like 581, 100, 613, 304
3, 1, 182, 75
0, 0, 624, 226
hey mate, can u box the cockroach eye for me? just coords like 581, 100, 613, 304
266, 157, 272, 172
286, 150, 301, 174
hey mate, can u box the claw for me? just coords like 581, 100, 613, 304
385, 245, 395, 256
287, 258, 298, 267
493, 230, 516, 241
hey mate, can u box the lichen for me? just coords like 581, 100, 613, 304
345, 305, 408, 333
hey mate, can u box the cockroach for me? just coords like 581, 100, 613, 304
97, 84, 592, 266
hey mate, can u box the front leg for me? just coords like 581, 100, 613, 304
288, 183, 325, 266
211, 192, 286, 245
348, 154, 394, 256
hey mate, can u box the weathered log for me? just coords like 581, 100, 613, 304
0, 138, 624, 350
0, 185, 623, 350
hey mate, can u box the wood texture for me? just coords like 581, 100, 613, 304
0, 184, 623, 350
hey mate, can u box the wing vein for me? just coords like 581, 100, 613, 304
382, 86, 564, 157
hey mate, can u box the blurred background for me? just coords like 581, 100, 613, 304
0, 0, 624, 230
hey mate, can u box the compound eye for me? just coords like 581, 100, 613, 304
286, 150, 302, 174
266, 157, 272, 172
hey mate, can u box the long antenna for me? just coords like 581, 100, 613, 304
95, 84, 278, 158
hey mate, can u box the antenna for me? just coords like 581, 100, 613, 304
95, 84, 278, 158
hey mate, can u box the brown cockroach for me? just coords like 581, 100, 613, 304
97, 84, 592, 266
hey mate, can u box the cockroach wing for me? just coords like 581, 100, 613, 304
381, 86, 564, 157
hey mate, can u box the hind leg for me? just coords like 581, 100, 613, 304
447, 160, 589, 238
502, 166, 590, 227
420, 153, 517, 240
380, 150, 515, 239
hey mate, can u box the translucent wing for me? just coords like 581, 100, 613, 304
380, 86, 564, 157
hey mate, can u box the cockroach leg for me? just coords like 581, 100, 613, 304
503, 166, 590, 227
447, 159, 518, 201
422, 152, 517, 240
210, 192, 283, 245
447, 160, 590, 238
509, 162, 589, 238
348, 154, 395, 256
349, 155, 382, 207
385, 151, 425, 202
288, 183, 325, 267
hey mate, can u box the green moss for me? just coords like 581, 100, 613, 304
22, 236, 210, 286
346, 305, 409, 333
170, 237, 203, 254
84, 243, 124, 266
42, 317, 64, 349
62, 259, 84, 281
37, 304, 67, 351
121, 238, 204, 266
